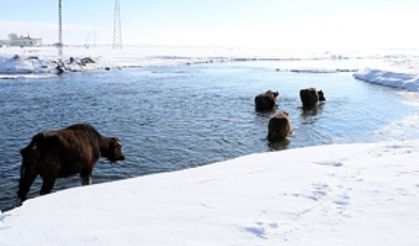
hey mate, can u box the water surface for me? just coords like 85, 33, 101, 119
1, 61, 418, 210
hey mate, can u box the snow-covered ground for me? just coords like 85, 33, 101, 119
1, 141, 419, 246
1, 46, 419, 245
354, 69, 419, 92
0, 45, 314, 78
0, 46, 226, 78
1, 45, 419, 92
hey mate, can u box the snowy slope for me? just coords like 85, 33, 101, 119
1, 142, 419, 246
354, 69, 419, 92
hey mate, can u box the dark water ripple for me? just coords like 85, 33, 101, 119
0, 61, 418, 211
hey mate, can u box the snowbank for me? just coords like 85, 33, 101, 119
0, 53, 98, 79
2, 46, 418, 79
0, 46, 225, 78
2, 45, 419, 95
1, 141, 419, 246
354, 69, 419, 92
0, 55, 58, 75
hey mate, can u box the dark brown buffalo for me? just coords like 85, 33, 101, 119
17, 123, 125, 205
299, 88, 326, 108
267, 111, 292, 142
255, 90, 279, 111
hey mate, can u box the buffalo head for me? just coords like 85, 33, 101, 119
104, 137, 125, 163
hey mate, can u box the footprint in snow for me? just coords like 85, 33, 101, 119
314, 161, 343, 167
241, 222, 280, 239
334, 194, 350, 207
242, 225, 267, 239
308, 183, 330, 201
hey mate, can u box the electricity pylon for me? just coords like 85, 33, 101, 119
112, 0, 123, 49
58, 0, 63, 58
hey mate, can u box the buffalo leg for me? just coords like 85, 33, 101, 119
17, 168, 38, 204
80, 168, 92, 185
40, 176, 57, 195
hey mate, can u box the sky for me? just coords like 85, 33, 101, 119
0, 0, 419, 49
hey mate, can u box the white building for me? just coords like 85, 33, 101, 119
0, 40, 9, 46
9, 35, 42, 47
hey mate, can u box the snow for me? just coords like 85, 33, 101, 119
0, 45, 302, 75
1, 141, 419, 245
354, 69, 419, 92
0, 55, 58, 75
2, 46, 419, 94
349, 50, 419, 92
1, 46, 419, 245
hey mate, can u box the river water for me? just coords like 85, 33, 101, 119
1, 60, 418, 210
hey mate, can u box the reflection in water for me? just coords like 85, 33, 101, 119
268, 138, 291, 151
255, 110, 277, 118
300, 103, 324, 117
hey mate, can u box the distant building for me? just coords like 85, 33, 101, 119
0, 40, 9, 46
9, 35, 42, 47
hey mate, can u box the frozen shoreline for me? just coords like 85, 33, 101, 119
354, 68, 419, 92
1, 141, 419, 245
1, 46, 419, 84
1, 46, 419, 94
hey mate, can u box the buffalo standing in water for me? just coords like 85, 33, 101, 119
17, 124, 125, 205
299, 88, 326, 108
267, 111, 292, 142
255, 90, 279, 112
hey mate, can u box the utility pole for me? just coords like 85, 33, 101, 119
58, 0, 63, 58
92, 28, 96, 47
112, 0, 123, 49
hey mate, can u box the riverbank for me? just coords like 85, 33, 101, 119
354, 69, 419, 92
1, 46, 418, 83
2, 46, 419, 93
1, 141, 419, 245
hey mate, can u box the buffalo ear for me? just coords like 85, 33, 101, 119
110, 137, 122, 147
20, 133, 43, 158
318, 90, 326, 101
115, 138, 122, 147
